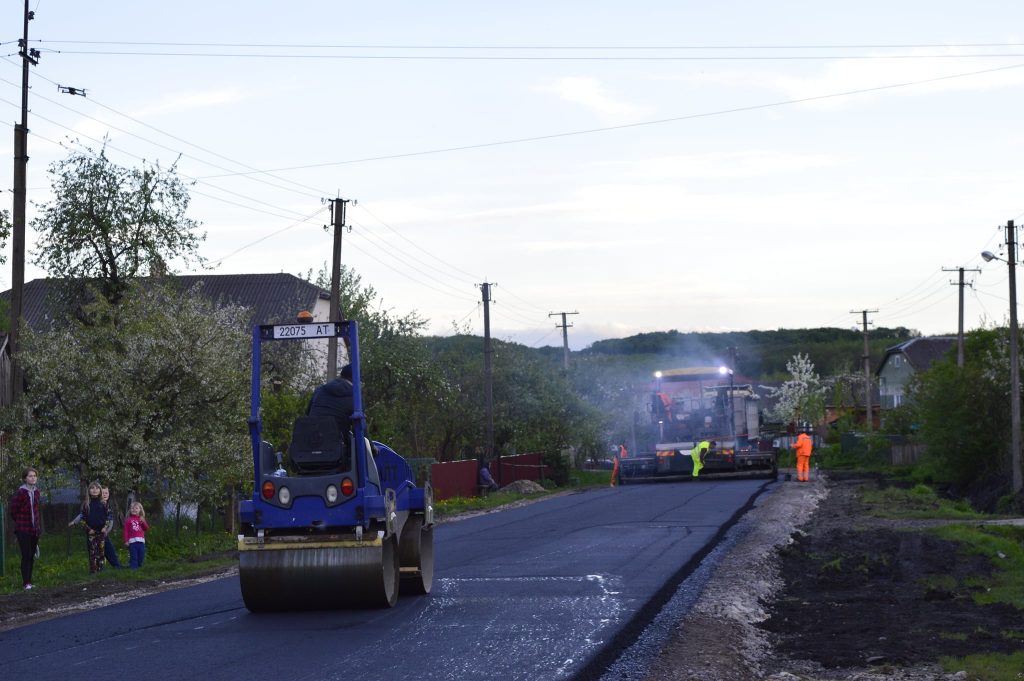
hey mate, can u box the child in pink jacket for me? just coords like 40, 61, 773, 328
123, 501, 150, 569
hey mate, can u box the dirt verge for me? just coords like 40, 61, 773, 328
646, 472, 1024, 680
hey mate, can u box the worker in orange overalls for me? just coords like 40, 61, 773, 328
610, 443, 628, 487
794, 430, 813, 482
656, 392, 673, 421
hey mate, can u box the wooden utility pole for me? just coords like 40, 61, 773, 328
851, 309, 878, 431
326, 198, 351, 380
10, 0, 38, 403
480, 283, 495, 476
549, 311, 579, 371
942, 266, 980, 368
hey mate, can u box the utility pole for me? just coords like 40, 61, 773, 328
1006, 221, 1022, 494
10, 0, 38, 403
850, 309, 878, 431
549, 311, 579, 371
727, 345, 739, 440
480, 282, 495, 479
325, 198, 352, 380
942, 266, 980, 368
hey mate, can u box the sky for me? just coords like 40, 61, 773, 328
2, 1, 1024, 350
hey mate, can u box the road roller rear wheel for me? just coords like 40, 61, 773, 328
398, 516, 434, 596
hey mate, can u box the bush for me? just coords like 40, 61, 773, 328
542, 449, 571, 486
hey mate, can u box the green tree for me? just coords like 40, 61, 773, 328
2, 282, 250, 510
912, 328, 1010, 487
30, 143, 205, 305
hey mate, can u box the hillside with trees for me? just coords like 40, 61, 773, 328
580, 326, 919, 379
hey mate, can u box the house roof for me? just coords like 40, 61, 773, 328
1, 273, 330, 331
876, 336, 957, 375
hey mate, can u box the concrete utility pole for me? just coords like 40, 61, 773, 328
1005, 221, 1022, 494
326, 198, 352, 380
942, 266, 980, 368
10, 0, 38, 403
549, 311, 579, 371
851, 309, 878, 431
480, 283, 495, 477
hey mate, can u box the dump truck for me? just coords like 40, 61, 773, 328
618, 366, 778, 482
237, 318, 433, 611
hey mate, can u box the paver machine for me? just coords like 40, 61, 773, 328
619, 367, 778, 482
237, 318, 434, 611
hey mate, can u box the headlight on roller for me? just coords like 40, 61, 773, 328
326, 485, 339, 503
278, 486, 291, 505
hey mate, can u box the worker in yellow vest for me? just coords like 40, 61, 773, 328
691, 440, 714, 478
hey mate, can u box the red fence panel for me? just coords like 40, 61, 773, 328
430, 454, 553, 500
496, 453, 549, 485
430, 459, 478, 501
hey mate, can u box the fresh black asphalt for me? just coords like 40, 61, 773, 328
1, 478, 772, 681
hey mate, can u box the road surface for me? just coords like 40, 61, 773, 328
1, 479, 772, 681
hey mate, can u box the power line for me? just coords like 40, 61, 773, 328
0, 59, 331, 200
195, 62, 1024, 178
211, 206, 328, 265
495, 285, 551, 315
0, 96, 322, 225
356, 203, 483, 281
31, 40, 1024, 49
342, 238, 477, 304
491, 303, 547, 328
34, 49, 1024, 61
346, 221, 475, 297
527, 327, 559, 348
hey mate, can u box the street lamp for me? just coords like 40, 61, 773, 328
981, 219, 1024, 494
719, 365, 735, 442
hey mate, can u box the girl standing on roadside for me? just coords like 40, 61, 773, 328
100, 486, 123, 568
71, 481, 107, 573
123, 501, 149, 569
8, 467, 42, 590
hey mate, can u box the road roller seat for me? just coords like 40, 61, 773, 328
289, 415, 351, 474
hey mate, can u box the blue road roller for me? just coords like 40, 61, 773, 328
238, 318, 434, 611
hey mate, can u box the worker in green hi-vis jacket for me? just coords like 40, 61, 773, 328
691, 440, 714, 478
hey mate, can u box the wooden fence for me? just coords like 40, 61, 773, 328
890, 443, 925, 466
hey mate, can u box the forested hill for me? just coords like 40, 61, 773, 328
578, 327, 921, 379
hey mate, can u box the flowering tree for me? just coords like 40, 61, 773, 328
3, 282, 250, 511
769, 352, 825, 426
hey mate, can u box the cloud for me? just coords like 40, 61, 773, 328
536, 76, 640, 116
605, 150, 840, 180
134, 88, 247, 118
772, 49, 1024, 109
521, 238, 661, 253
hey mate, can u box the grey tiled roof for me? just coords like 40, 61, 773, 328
1, 273, 330, 331
877, 336, 957, 374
